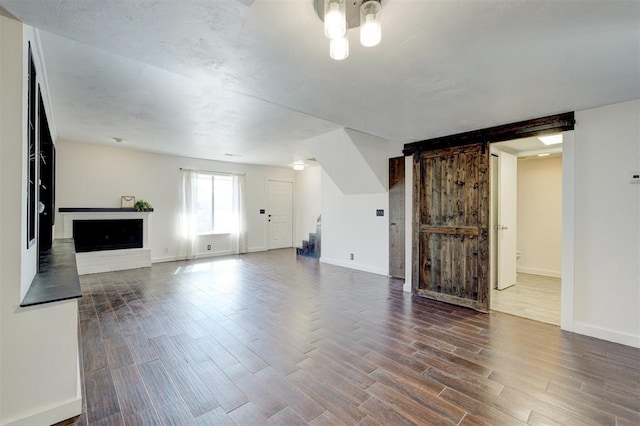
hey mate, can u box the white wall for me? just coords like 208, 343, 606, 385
294, 166, 321, 247
570, 99, 639, 347
321, 170, 389, 275
304, 128, 400, 195
1, 20, 81, 426
517, 155, 562, 277
345, 128, 397, 191
55, 140, 295, 261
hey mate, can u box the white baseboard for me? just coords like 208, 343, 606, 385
573, 321, 640, 348
3, 397, 82, 426
517, 266, 561, 278
249, 246, 267, 253
320, 257, 388, 276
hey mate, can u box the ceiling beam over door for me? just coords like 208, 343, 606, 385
403, 112, 575, 156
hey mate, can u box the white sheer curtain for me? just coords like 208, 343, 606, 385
178, 169, 198, 260
232, 174, 247, 254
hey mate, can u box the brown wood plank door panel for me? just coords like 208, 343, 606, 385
413, 143, 490, 312
389, 157, 406, 279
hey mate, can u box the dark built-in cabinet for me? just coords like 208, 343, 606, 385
27, 42, 56, 269
38, 91, 55, 255
22, 43, 80, 307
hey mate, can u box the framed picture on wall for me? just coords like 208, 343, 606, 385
121, 196, 135, 208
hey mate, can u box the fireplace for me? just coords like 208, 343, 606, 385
73, 219, 143, 253
59, 208, 152, 275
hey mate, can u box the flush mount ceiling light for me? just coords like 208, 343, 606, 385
315, 0, 383, 60
538, 134, 563, 145
292, 162, 306, 171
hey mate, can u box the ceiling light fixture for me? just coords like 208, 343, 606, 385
360, 0, 382, 47
113, 137, 124, 143
324, 0, 346, 39
292, 162, 306, 171
330, 35, 349, 60
538, 134, 563, 145
315, 0, 383, 60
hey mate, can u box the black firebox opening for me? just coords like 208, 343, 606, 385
73, 219, 143, 253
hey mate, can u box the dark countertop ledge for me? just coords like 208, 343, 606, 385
21, 239, 82, 307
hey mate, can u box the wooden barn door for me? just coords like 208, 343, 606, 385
413, 143, 490, 312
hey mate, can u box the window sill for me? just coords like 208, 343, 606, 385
197, 232, 233, 237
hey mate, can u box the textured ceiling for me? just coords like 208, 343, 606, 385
1, 0, 638, 167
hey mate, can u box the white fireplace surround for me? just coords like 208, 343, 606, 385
59, 210, 152, 275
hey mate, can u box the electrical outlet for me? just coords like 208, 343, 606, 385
207, 244, 212, 251
350, 253, 354, 260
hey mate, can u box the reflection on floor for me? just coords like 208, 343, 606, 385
491, 273, 560, 325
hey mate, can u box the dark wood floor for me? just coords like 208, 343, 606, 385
65, 249, 639, 425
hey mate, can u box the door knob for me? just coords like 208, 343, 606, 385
501, 225, 509, 230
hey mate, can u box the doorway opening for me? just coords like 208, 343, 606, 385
489, 135, 563, 325
267, 180, 294, 250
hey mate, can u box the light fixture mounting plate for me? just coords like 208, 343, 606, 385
314, 0, 382, 29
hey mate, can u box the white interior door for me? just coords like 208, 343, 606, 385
497, 151, 518, 289
267, 180, 293, 249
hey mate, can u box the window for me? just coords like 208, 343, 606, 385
179, 169, 246, 259
195, 174, 234, 234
